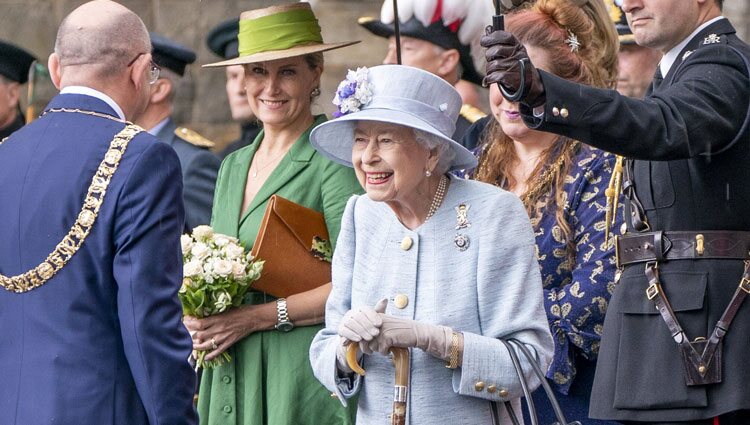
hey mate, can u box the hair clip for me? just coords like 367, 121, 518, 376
565, 30, 581, 52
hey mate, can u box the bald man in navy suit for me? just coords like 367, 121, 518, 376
0, 1, 197, 424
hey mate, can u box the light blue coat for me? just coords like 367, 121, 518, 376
310, 176, 554, 425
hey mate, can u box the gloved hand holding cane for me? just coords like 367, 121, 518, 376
337, 299, 463, 369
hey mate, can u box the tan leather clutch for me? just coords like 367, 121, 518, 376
250, 195, 331, 298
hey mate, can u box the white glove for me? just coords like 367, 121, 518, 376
368, 313, 454, 361
338, 299, 388, 356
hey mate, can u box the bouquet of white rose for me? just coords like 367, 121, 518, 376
179, 225, 264, 368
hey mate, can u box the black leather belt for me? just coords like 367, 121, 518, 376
616, 230, 750, 266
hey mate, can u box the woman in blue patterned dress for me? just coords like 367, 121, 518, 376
465, 0, 624, 422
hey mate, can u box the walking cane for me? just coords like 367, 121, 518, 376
347, 344, 410, 425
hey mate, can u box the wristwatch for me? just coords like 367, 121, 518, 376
275, 298, 294, 332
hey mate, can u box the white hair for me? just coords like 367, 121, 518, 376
413, 128, 455, 175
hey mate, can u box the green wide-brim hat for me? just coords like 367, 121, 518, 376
204, 3, 360, 68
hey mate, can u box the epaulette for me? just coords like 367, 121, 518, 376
680, 33, 730, 63
459, 104, 486, 124
174, 127, 215, 148
700, 33, 727, 47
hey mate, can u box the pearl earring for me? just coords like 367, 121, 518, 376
425, 170, 432, 177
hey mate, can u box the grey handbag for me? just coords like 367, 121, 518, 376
491, 338, 582, 425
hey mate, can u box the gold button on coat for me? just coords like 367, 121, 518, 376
474, 381, 485, 391
400, 236, 413, 251
394, 294, 408, 309
487, 384, 497, 394
560, 108, 569, 118
552, 107, 560, 117
499, 388, 509, 398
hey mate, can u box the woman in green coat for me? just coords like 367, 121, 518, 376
183, 4, 362, 424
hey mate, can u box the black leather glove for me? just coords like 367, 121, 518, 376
481, 28, 546, 108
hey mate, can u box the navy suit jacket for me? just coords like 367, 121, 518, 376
155, 118, 220, 232
0, 93, 198, 425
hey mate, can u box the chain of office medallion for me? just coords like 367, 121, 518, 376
0, 119, 141, 293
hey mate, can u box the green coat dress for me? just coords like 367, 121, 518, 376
198, 115, 362, 425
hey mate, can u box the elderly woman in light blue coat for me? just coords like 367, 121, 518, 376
309, 65, 554, 425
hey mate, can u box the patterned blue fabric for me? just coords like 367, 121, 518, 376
534, 144, 621, 395
462, 117, 624, 396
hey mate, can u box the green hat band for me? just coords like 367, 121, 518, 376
238, 9, 323, 58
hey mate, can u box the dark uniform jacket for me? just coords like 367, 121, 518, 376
454, 104, 486, 150
520, 18, 750, 422
155, 118, 221, 232
0, 93, 197, 424
0, 111, 24, 140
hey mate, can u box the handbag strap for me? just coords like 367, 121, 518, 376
496, 339, 581, 425
497, 339, 539, 425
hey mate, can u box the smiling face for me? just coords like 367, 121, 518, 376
352, 121, 438, 208
243, 56, 321, 130
621, 0, 701, 52
490, 45, 554, 143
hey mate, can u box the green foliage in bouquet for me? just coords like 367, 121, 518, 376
179, 225, 264, 368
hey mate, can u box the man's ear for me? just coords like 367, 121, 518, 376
437, 49, 461, 81
48, 53, 62, 89
7, 82, 20, 107
149, 78, 172, 104
129, 53, 150, 92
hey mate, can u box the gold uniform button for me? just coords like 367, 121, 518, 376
552, 107, 560, 117
487, 384, 497, 394
394, 294, 409, 309
560, 108, 570, 118
499, 388, 509, 398
474, 381, 485, 392
400, 236, 413, 251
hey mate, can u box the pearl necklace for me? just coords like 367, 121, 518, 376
425, 175, 448, 222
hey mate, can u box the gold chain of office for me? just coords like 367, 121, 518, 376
0, 109, 141, 293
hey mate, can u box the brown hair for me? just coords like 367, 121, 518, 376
474, 0, 618, 259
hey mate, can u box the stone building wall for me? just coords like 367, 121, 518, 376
0, 0, 748, 150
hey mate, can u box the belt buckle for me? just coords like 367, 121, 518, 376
740, 277, 750, 294
646, 283, 660, 300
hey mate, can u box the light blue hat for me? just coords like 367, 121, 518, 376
310, 65, 478, 171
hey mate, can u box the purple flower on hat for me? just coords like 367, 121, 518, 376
332, 67, 374, 118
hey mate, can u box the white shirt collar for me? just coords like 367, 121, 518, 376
147, 117, 170, 136
660, 16, 724, 77
59, 86, 126, 120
